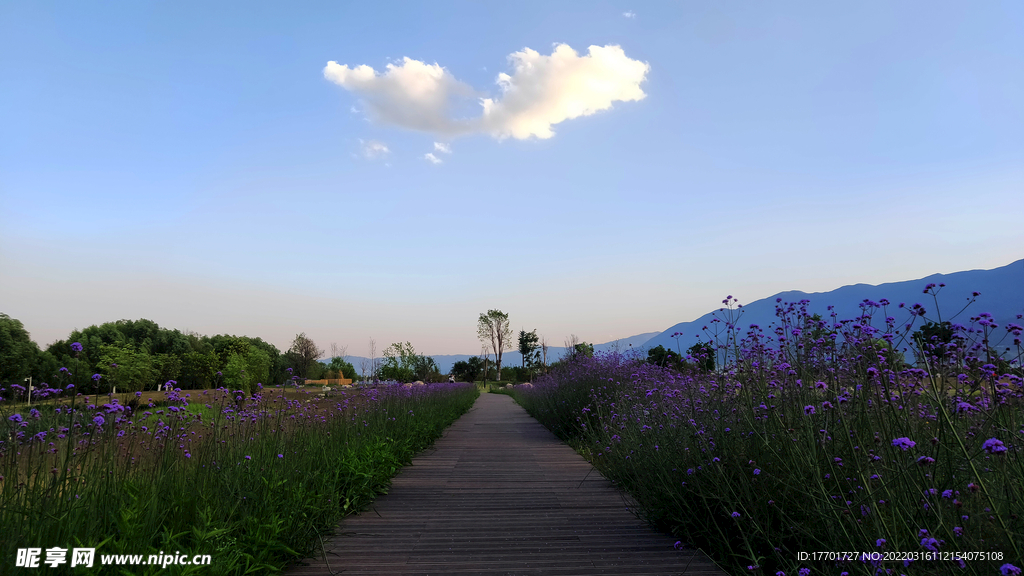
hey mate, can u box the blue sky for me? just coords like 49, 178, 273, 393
2, 1, 1022, 356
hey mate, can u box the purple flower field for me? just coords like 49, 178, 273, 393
1, 366, 477, 574
514, 289, 1023, 575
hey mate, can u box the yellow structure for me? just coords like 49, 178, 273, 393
304, 378, 353, 386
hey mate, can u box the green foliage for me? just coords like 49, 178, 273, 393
686, 341, 715, 372
380, 342, 418, 382
286, 333, 323, 379
913, 320, 955, 362
646, 344, 685, 371
179, 351, 219, 389
378, 342, 441, 382
451, 357, 483, 382
324, 356, 358, 380
97, 344, 157, 393
564, 341, 594, 361
1, 383, 478, 575
518, 329, 540, 369
0, 313, 47, 384
221, 347, 271, 395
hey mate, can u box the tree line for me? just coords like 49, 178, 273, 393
0, 314, 356, 396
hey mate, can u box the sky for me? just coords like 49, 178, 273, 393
1, 1, 1022, 357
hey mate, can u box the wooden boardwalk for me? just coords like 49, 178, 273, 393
286, 393, 726, 576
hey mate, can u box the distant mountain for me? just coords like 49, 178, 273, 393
642, 259, 1024, 356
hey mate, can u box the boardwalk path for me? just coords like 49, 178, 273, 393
286, 393, 726, 576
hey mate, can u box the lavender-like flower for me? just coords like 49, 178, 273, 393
983, 438, 1007, 455
71, 342, 83, 353
892, 437, 916, 451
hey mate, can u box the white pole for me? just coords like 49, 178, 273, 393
25, 377, 32, 406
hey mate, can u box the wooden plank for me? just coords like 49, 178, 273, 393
285, 393, 727, 575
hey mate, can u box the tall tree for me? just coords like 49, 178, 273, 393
518, 329, 540, 369
287, 333, 324, 379
0, 313, 42, 383
478, 310, 512, 380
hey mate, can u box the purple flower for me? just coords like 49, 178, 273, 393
876, 538, 886, 547
731, 511, 740, 518
917, 456, 935, 466
8, 414, 23, 423
1001, 564, 1021, 576
892, 437, 916, 451
70, 342, 83, 353
92, 415, 105, 426
804, 405, 815, 415
277, 454, 283, 458
953, 526, 963, 536
920, 537, 941, 551
983, 438, 1007, 455
92, 373, 101, 381
799, 569, 810, 576
245, 455, 252, 460
753, 469, 761, 475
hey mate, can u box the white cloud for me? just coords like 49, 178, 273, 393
359, 139, 390, 159
325, 58, 477, 136
433, 142, 451, 154
479, 44, 650, 139
623, 11, 636, 18
424, 153, 443, 164
325, 43, 649, 141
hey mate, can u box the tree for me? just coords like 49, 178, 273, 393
0, 313, 42, 384
478, 309, 513, 380
451, 357, 484, 382
687, 341, 716, 372
563, 334, 593, 361
97, 344, 156, 394
518, 329, 540, 369
913, 321, 955, 364
287, 333, 324, 379
412, 355, 442, 382
325, 356, 357, 380
380, 341, 418, 382
647, 345, 685, 371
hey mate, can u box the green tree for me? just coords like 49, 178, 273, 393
518, 329, 540, 369
179, 350, 219, 389
0, 313, 42, 384
222, 352, 252, 394
478, 310, 513, 380
647, 345, 684, 371
412, 355, 442, 382
324, 356, 357, 380
380, 342, 418, 382
287, 333, 324, 379
687, 341, 716, 372
913, 321, 955, 364
97, 344, 156, 393
450, 357, 483, 382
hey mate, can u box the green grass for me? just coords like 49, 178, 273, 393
1, 382, 478, 574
